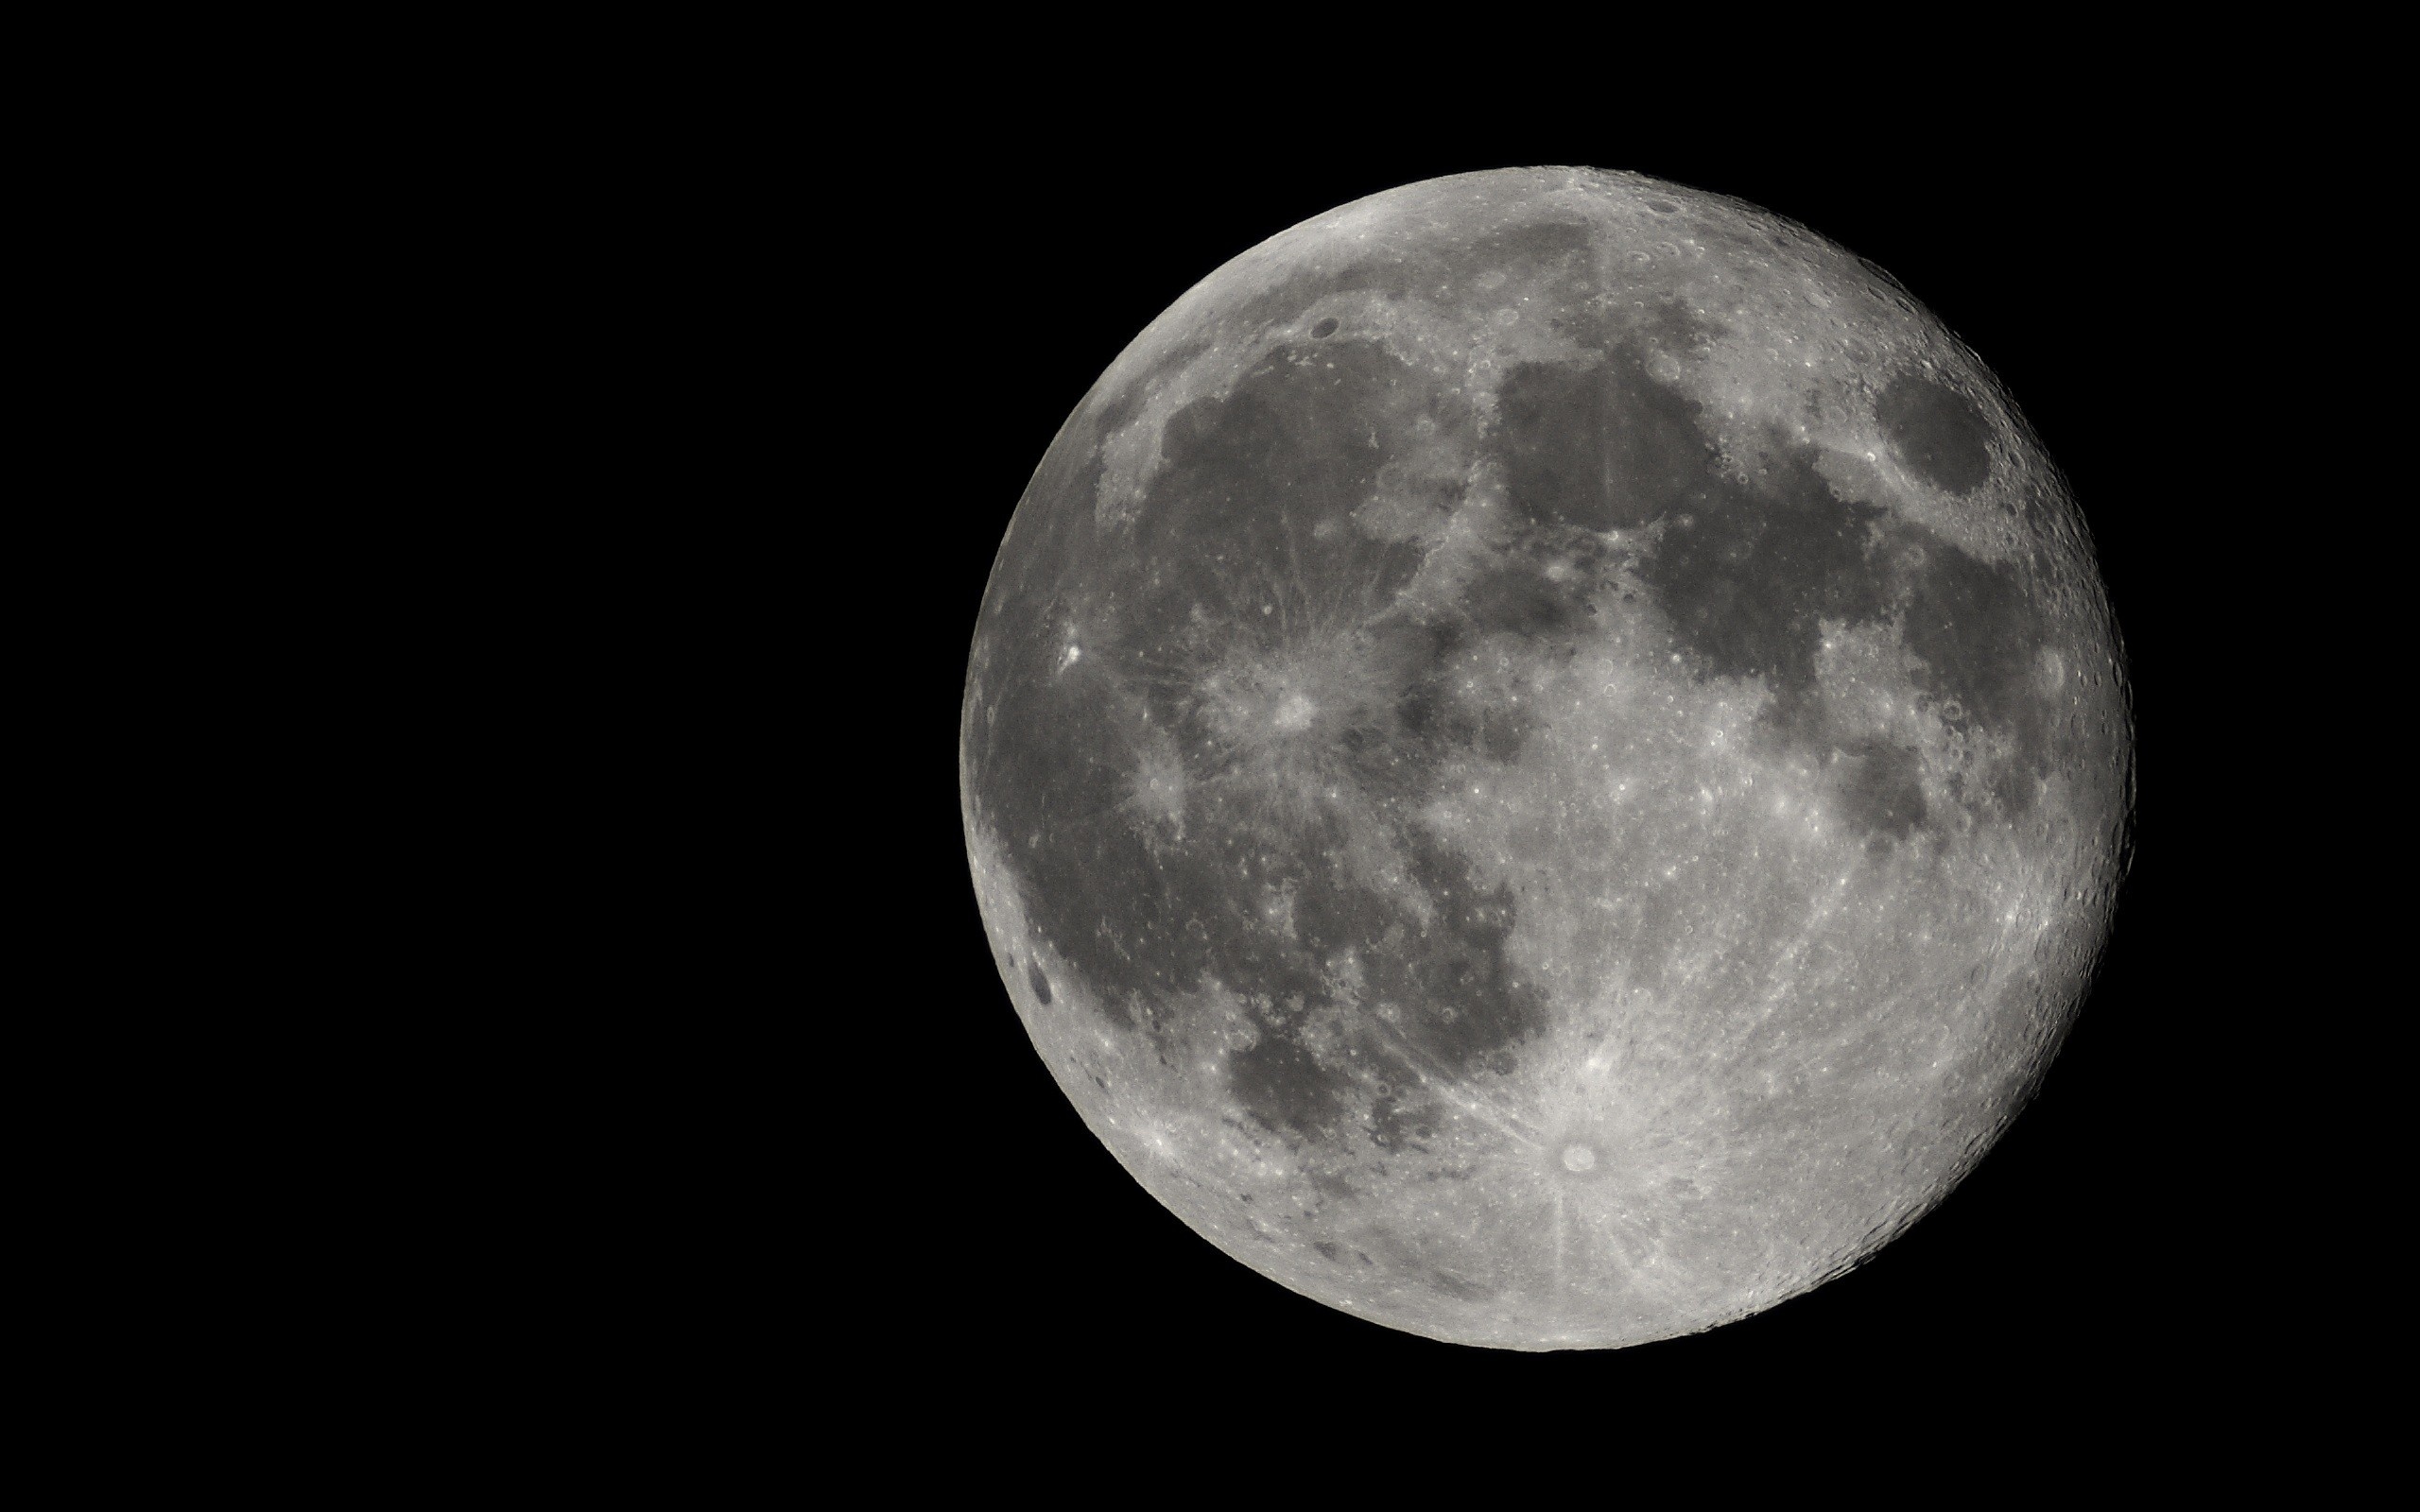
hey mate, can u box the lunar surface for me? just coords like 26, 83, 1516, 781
959, 168, 2131, 1350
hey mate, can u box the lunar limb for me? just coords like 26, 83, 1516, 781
960, 169, 2131, 1349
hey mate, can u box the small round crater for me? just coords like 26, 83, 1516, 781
1310, 318, 1339, 338
1561, 1143, 1597, 1173
1646, 199, 1680, 215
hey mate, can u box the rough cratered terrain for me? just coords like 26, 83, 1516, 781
959, 168, 2132, 1349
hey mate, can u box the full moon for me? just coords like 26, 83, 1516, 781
959, 168, 2131, 1350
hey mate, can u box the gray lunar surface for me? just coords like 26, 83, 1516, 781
959, 167, 2132, 1349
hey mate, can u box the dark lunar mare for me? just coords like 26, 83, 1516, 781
968, 335, 1551, 1138
1485, 345, 2055, 813
1877, 373, 1994, 494
1496, 352, 1710, 531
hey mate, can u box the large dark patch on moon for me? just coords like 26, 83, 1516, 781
961, 168, 2130, 1351
971, 333, 1544, 1132
1877, 372, 1995, 494
1496, 353, 1708, 530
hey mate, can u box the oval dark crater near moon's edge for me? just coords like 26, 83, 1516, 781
959, 167, 2131, 1351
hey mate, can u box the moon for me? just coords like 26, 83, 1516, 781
959, 168, 2131, 1350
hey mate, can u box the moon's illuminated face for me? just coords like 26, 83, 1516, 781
960, 168, 2131, 1350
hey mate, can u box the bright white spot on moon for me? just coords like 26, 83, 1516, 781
1562, 1143, 1598, 1173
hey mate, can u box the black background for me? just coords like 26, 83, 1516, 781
344, 40, 2345, 1466
831, 126, 2256, 1416
106, 40, 2333, 1475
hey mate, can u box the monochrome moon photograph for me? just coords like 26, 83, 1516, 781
957, 166, 2134, 1350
